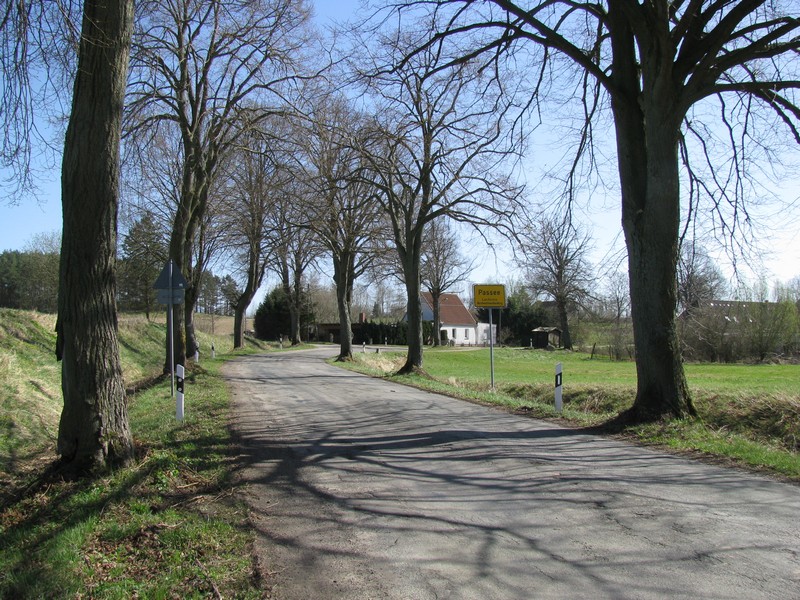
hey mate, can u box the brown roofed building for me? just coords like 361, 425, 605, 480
420, 292, 495, 346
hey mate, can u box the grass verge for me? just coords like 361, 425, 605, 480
0, 358, 266, 598
337, 347, 800, 483
0, 310, 276, 598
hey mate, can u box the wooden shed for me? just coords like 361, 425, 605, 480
531, 326, 562, 349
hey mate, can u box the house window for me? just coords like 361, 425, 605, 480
452, 328, 457, 339
464, 329, 469, 340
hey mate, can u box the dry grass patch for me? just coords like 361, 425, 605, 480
353, 351, 406, 374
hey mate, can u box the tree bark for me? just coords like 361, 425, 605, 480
336, 286, 354, 360
333, 253, 354, 360
290, 261, 303, 345
609, 18, 695, 420
56, 0, 135, 472
233, 304, 247, 349
166, 215, 190, 371
431, 288, 442, 347
184, 295, 198, 359
233, 247, 264, 349
555, 295, 572, 350
400, 250, 424, 373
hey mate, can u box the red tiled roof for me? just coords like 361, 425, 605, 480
421, 292, 476, 325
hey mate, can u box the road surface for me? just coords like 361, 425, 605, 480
226, 347, 800, 599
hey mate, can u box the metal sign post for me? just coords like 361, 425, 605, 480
488, 308, 495, 389
154, 259, 188, 400
473, 284, 507, 391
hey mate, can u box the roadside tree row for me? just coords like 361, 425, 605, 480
3, 0, 798, 472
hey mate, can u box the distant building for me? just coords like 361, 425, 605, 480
420, 291, 496, 345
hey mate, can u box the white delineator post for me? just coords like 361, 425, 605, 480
555, 362, 563, 414
176, 364, 185, 421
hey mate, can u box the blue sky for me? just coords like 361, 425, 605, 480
1, 0, 798, 288
0, 0, 362, 252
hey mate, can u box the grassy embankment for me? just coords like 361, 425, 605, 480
343, 346, 800, 481
0, 308, 271, 598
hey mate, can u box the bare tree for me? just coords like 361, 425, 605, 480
390, 0, 800, 421
602, 270, 631, 324
294, 93, 386, 360
517, 216, 593, 350
221, 126, 292, 348
677, 242, 728, 314
775, 276, 800, 303
125, 0, 314, 369
122, 128, 183, 231
56, 0, 135, 472
421, 217, 475, 346
598, 270, 633, 360
122, 126, 226, 343
0, 0, 78, 199
265, 184, 323, 345
356, 33, 523, 373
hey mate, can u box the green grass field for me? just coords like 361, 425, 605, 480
421, 346, 798, 395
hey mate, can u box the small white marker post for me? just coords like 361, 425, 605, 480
555, 362, 563, 414
176, 364, 185, 421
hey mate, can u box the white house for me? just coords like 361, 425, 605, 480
420, 292, 496, 346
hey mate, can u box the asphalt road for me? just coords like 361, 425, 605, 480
226, 347, 800, 599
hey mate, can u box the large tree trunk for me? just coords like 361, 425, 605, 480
611, 43, 694, 421
165, 153, 205, 370
556, 295, 571, 350
399, 254, 424, 374
233, 303, 248, 349
233, 254, 261, 349
184, 215, 209, 359
184, 295, 198, 359
607, 7, 695, 422
336, 287, 353, 359
56, 0, 135, 472
623, 167, 694, 419
290, 271, 302, 346
166, 222, 189, 372
280, 263, 302, 346
431, 288, 442, 347
164, 201, 202, 369
333, 255, 353, 360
